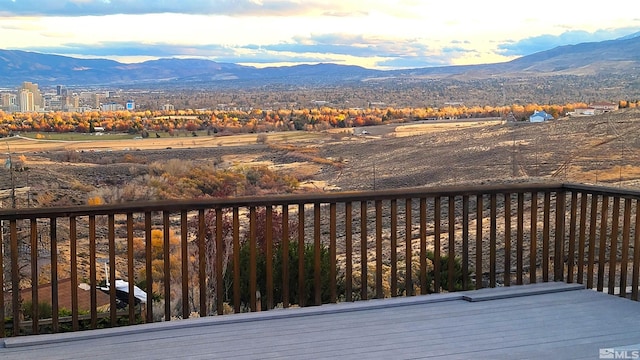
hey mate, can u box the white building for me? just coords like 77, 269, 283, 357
529, 110, 554, 123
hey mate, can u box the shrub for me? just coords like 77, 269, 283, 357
224, 240, 341, 310
256, 133, 268, 144
426, 251, 471, 293
22, 300, 53, 320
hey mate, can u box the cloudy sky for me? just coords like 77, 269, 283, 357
0, 0, 638, 69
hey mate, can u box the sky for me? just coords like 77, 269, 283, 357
0, 0, 639, 70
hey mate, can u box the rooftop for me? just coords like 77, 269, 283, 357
2, 282, 639, 359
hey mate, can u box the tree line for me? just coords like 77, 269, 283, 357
0, 100, 638, 137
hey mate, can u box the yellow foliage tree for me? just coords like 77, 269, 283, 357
87, 196, 104, 206
133, 229, 182, 297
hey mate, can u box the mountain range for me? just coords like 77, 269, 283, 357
1, 34, 639, 87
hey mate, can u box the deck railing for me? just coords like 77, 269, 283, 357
2, 182, 640, 337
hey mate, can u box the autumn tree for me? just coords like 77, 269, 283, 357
133, 229, 182, 299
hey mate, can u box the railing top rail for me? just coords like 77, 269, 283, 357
0, 182, 566, 220
562, 182, 640, 199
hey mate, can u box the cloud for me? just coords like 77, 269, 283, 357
21, 41, 346, 66
0, 0, 367, 17
375, 57, 449, 69
498, 27, 640, 56
258, 33, 433, 58
0, 19, 42, 31
18, 32, 478, 69
25, 41, 238, 58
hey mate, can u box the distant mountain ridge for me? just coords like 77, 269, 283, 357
0, 34, 639, 87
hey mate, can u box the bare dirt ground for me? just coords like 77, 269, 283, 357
2, 109, 640, 208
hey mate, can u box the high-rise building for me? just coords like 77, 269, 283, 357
19, 89, 34, 112
1, 93, 18, 112
20, 82, 43, 110
2, 93, 16, 107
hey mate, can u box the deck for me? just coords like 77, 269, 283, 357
2, 282, 640, 359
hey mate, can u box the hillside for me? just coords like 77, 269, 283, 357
2, 109, 640, 209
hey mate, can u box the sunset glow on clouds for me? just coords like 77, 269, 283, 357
0, 0, 638, 69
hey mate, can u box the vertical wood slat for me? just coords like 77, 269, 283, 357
375, 200, 383, 299
607, 197, 620, 295
462, 196, 470, 290
162, 212, 171, 321
314, 203, 322, 305
127, 214, 135, 324
69, 217, 78, 332
405, 198, 413, 296
517, 193, 524, 285
577, 193, 588, 284
554, 191, 566, 282
90, 215, 98, 328
448, 196, 455, 292
298, 204, 305, 307
587, 195, 598, 289
10, 220, 19, 336
345, 202, 353, 301
476, 194, 483, 290
329, 203, 337, 303
250, 207, 258, 311
597, 196, 609, 292
530, 192, 538, 284
432, 196, 442, 293
503, 193, 511, 287
108, 215, 116, 327
0, 218, 4, 337
31, 219, 40, 334
197, 210, 206, 317
280, 206, 289, 308
390, 200, 398, 296
233, 208, 241, 312
423, 198, 431, 294
567, 192, 578, 283
620, 199, 631, 298
50, 218, 59, 333
266, 206, 274, 310
632, 199, 640, 301
360, 201, 368, 301
216, 208, 225, 315
143, 213, 153, 323
180, 211, 189, 319
490, 194, 497, 288
542, 192, 550, 282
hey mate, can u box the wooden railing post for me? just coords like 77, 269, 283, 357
10, 220, 19, 336
554, 191, 566, 282
608, 198, 621, 295
476, 194, 483, 289
567, 192, 578, 283
390, 200, 398, 297
0, 218, 4, 337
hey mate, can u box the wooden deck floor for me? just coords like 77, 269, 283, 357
2, 282, 640, 359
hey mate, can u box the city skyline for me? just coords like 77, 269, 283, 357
0, 0, 639, 69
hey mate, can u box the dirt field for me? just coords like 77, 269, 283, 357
2, 109, 640, 208
4, 132, 321, 153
